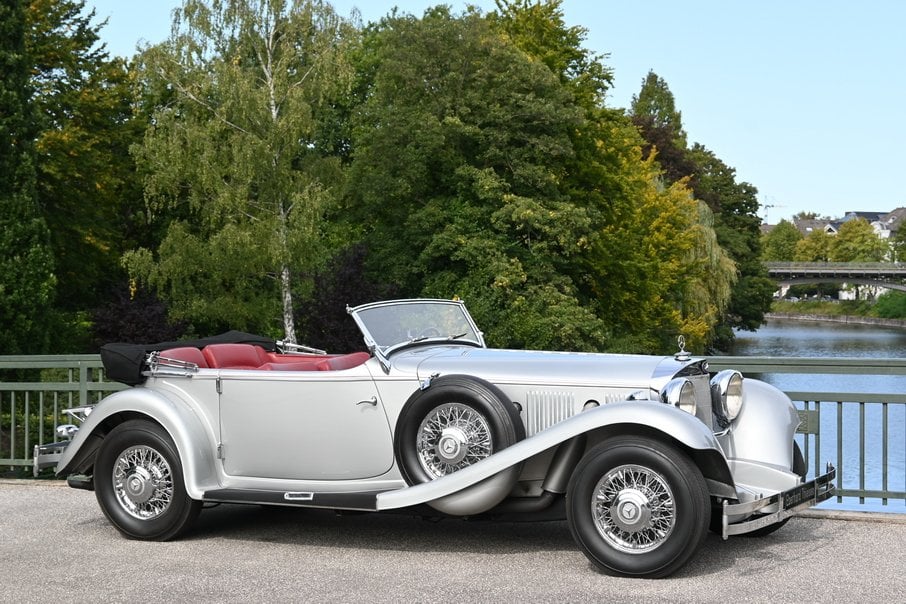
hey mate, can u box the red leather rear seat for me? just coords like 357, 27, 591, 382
159, 347, 208, 368
202, 344, 271, 369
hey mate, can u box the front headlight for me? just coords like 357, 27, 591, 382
710, 369, 744, 425
660, 378, 697, 415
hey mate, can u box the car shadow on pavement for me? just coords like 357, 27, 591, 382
183, 502, 836, 579
189, 502, 577, 554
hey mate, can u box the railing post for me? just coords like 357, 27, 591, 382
79, 361, 89, 408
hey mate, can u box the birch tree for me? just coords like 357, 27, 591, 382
126, 0, 353, 341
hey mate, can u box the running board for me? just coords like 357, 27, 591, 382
202, 488, 392, 511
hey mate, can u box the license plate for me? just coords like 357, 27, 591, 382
782, 467, 835, 511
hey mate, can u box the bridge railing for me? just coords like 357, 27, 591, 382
0, 355, 125, 470
766, 261, 906, 273
3, 354, 904, 512
710, 356, 906, 511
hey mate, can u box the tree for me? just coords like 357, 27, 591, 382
0, 0, 57, 354
762, 219, 802, 261
347, 7, 609, 350
631, 71, 686, 145
830, 218, 888, 262
629, 71, 773, 342
345, 5, 734, 354
889, 226, 906, 263
127, 0, 355, 341
26, 0, 147, 317
794, 229, 832, 262
491, 0, 611, 108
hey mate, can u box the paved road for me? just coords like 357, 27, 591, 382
2, 480, 904, 602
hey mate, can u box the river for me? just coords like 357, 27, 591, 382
727, 318, 905, 513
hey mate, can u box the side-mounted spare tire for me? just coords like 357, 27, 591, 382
394, 375, 525, 515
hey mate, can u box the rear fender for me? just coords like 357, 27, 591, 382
56, 388, 219, 499
377, 399, 729, 511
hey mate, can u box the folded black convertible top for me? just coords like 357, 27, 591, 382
100, 331, 276, 386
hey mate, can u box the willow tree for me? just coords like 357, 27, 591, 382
126, 0, 354, 341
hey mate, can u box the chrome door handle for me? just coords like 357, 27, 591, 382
356, 396, 378, 406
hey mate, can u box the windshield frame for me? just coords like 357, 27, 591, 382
347, 299, 486, 365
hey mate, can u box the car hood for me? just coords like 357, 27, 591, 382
388, 345, 698, 391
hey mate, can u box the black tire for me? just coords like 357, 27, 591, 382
566, 436, 711, 578
394, 375, 525, 484
741, 441, 807, 537
94, 419, 201, 540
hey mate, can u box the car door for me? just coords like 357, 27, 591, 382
217, 364, 394, 480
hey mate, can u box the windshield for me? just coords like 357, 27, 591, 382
349, 299, 484, 354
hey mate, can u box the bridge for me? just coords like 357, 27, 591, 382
766, 262, 906, 292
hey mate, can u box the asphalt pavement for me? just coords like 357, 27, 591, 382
1, 479, 904, 602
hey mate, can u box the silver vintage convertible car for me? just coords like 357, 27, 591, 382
37, 298, 834, 578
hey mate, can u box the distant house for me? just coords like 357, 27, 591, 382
792, 218, 838, 236
840, 210, 897, 240
784, 208, 906, 239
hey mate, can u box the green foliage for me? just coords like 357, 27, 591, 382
6, 0, 791, 355
794, 228, 832, 261
829, 218, 888, 262
762, 219, 802, 261
128, 0, 356, 341
630, 70, 686, 148
491, 0, 612, 107
888, 226, 906, 263
347, 6, 607, 350
0, 0, 57, 354
343, 7, 734, 354
874, 290, 906, 319
26, 0, 148, 313
629, 71, 771, 340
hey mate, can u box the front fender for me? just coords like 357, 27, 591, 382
377, 399, 725, 511
719, 378, 799, 471
56, 387, 219, 499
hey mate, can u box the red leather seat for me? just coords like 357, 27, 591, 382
159, 347, 208, 368
258, 360, 324, 371
202, 344, 271, 369
316, 352, 371, 371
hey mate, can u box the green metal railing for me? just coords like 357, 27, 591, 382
2, 354, 905, 511
0, 355, 125, 469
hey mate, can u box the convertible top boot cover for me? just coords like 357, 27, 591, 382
100, 331, 276, 385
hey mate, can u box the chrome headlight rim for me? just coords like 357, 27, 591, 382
660, 377, 697, 415
710, 369, 744, 425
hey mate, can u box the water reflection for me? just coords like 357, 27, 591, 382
732, 318, 906, 358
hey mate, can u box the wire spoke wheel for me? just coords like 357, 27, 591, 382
566, 436, 710, 578
416, 402, 493, 478
95, 420, 201, 540
113, 445, 174, 520
592, 464, 676, 553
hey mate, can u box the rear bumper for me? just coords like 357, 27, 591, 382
722, 464, 836, 538
32, 442, 70, 477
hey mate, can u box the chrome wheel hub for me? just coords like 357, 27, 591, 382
124, 466, 155, 504
591, 464, 675, 554
610, 488, 652, 532
416, 403, 492, 478
113, 445, 174, 520
437, 427, 469, 464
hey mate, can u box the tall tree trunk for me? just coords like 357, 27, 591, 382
281, 264, 296, 343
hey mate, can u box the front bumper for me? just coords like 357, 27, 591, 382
721, 464, 836, 539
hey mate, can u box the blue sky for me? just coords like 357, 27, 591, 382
86, 0, 905, 223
